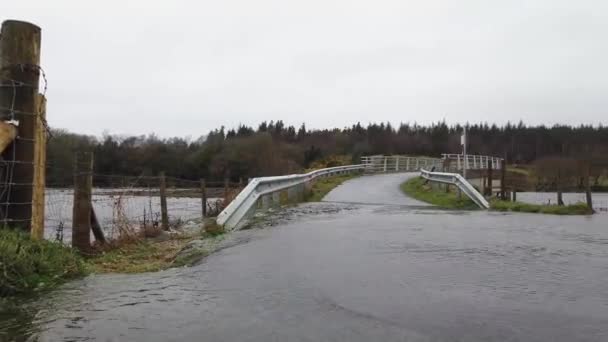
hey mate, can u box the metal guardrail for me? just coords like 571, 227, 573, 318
441, 154, 503, 171
420, 169, 490, 209
217, 164, 364, 230
361, 155, 442, 173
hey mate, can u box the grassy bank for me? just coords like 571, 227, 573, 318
490, 200, 593, 215
306, 174, 359, 202
401, 177, 478, 209
0, 229, 87, 297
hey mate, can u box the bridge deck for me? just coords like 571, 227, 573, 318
322, 172, 430, 206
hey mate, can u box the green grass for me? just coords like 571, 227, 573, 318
306, 174, 359, 202
490, 199, 593, 215
400, 177, 478, 210
0, 229, 87, 297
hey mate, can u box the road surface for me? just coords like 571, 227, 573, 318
6, 173, 608, 342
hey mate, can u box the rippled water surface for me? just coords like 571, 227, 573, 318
3, 174, 608, 341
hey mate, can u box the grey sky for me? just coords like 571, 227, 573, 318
5, 0, 608, 137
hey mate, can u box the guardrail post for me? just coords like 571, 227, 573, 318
500, 159, 506, 200
383, 157, 387, 173
415, 158, 419, 170
456, 155, 461, 170
406, 158, 410, 171
272, 192, 280, 206
395, 157, 399, 171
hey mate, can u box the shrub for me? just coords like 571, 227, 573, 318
0, 229, 87, 297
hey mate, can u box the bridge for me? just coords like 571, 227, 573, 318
217, 154, 504, 229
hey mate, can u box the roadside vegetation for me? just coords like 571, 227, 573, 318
0, 229, 87, 297
490, 200, 593, 215
306, 174, 359, 202
400, 177, 478, 210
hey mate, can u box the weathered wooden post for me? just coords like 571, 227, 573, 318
0, 20, 41, 231
72, 152, 93, 253
223, 177, 229, 203
584, 162, 593, 212
30, 94, 46, 239
200, 178, 207, 217
159, 172, 169, 230
486, 161, 493, 196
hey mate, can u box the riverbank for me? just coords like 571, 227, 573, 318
401, 176, 593, 215
490, 199, 593, 215
400, 177, 478, 209
0, 229, 87, 297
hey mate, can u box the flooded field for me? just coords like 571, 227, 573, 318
44, 189, 219, 242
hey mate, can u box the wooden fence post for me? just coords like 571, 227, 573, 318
500, 158, 506, 200
30, 94, 46, 239
159, 172, 169, 230
224, 177, 229, 203
72, 152, 93, 253
201, 178, 207, 217
0, 20, 41, 231
486, 161, 493, 196
585, 162, 593, 212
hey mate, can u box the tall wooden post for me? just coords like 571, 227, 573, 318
159, 172, 169, 230
0, 20, 41, 231
200, 178, 207, 217
72, 152, 93, 253
30, 94, 46, 239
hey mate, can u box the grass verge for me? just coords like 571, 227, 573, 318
0, 229, 87, 297
400, 177, 478, 210
306, 174, 359, 202
490, 199, 593, 215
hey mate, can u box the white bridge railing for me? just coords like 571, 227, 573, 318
420, 169, 490, 209
441, 154, 503, 171
217, 164, 364, 230
361, 155, 442, 173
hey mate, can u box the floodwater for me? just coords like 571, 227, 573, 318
3, 173, 608, 341
44, 189, 219, 242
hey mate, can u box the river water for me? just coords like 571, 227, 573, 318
3, 174, 608, 341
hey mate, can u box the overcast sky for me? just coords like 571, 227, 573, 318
4, 0, 608, 137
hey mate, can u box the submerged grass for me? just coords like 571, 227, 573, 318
0, 229, 87, 297
490, 200, 593, 215
400, 177, 478, 210
306, 174, 359, 202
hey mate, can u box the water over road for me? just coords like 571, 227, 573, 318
5, 173, 608, 341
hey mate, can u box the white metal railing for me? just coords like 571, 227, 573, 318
420, 169, 490, 209
361, 155, 443, 173
441, 154, 503, 171
217, 164, 364, 230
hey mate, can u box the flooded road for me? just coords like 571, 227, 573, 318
4, 173, 608, 341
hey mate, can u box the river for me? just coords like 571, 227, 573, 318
2, 173, 607, 341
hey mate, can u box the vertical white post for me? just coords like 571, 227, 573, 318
416, 158, 420, 170
473, 155, 477, 169
406, 158, 410, 171
457, 154, 461, 170
462, 127, 467, 179
383, 156, 387, 173
395, 157, 399, 171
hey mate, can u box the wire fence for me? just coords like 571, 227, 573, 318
0, 69, 49, 231
44, 169, 245, 244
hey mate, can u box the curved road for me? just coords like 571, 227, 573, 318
10, 173, 608, 342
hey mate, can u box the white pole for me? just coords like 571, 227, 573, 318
462, 127, 467, 179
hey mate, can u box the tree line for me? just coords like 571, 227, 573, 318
46, 121, 608, 187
